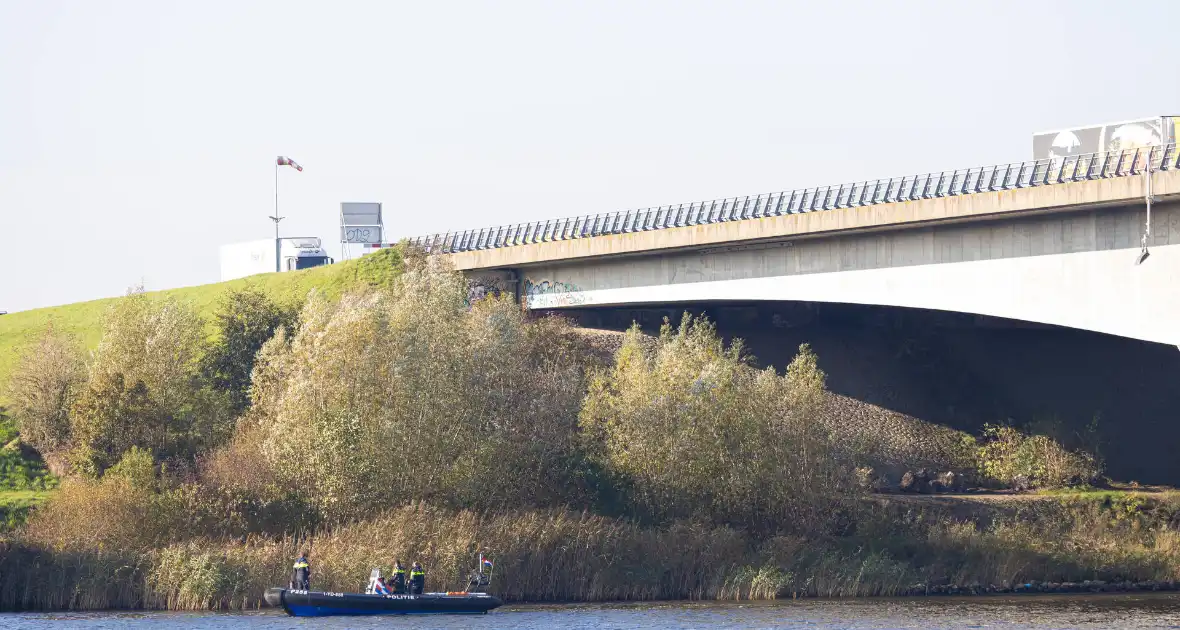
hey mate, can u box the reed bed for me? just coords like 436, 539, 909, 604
6, 496, 1180, 611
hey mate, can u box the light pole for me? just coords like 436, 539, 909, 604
274, 156, 303, 272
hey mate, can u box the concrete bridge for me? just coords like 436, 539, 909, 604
413, 147, 1180, 347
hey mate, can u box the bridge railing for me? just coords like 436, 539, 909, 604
407, 144, 1178, 254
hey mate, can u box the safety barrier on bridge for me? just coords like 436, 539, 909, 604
408, 144, 1179, 254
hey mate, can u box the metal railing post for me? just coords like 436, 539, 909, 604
408, 143, 1176, 254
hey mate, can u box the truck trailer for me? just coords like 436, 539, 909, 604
1033, 116, 1179, 161
220, 237, 333, 282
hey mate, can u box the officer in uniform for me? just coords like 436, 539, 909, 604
390, 559, 408, 594
290, 551, 311, 590
409, 561, 426, 595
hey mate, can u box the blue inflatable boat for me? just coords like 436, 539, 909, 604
265, 587, 503, 617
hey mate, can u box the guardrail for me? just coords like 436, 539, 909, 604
407, 144, 1178, 254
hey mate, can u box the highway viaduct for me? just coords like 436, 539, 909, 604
426, 148, 1180, 348
406, 148, 1180, 484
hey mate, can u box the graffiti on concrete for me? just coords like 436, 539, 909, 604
524, 278, 587, 307
466, 276, 506, 306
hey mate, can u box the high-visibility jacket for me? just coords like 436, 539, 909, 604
409, 568, 425, 593
291, 558, 310, 588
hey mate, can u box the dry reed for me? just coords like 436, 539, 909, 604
7, 495, 1180, 611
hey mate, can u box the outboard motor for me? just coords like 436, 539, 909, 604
467, 572, 491, 593
365, 568, 382, 594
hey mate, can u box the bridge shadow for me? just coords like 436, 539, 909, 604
552, 301, 1180, 486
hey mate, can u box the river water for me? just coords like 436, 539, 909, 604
5, 595, 1180, 629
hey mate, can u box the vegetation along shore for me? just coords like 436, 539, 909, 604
1, 246, 1177, 611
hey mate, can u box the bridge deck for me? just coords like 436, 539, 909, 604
442, 153, 1180, 271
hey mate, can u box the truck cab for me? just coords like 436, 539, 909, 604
281, 237, 333, 272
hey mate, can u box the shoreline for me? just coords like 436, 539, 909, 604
893, 580, 1180, 597
6, 584, 1180, 614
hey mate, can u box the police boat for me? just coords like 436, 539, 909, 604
265, 564, 502, 617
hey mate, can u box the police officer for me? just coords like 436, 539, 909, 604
409, 561, 425, 595
290, 551, 311, 590
390, 559, 407, 594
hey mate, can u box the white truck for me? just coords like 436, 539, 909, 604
220, 237, 333, 281
1033, 116, 1179, 161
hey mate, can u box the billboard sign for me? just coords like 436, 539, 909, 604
340, 202, 383, 244
1033, 116, 1177, 161
342, 225, 382, 244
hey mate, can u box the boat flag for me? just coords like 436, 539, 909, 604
277, 156, 303, 171
483, 557, 494, 569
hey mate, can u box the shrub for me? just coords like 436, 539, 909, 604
23, 450, 186, 552
975, 423, 1101, 489
246, 257, 596, 521
580, 314, 854, 532
89, 287, 204, 414
106, 446, 157, 490
68, 289, 233, 476
6, 330, 87, 454
69, 374, 166, 477
200, 288, 297, 414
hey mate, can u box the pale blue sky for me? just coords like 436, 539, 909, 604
2, 0, 1178, 312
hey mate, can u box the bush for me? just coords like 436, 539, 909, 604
200, 289, 297, 414
106, 446, 157, 490
68, 289, 233, 476
23, 455, 184, 552
245, 257, 596, 522
69, 374, 166, 477
6, 330, 86, 455
89, 288, 204, 414
974, 424, 1101, 489
580, 314, 855, 532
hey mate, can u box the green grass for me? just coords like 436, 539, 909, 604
0, 490, 52, 505
0, 414, 57, 492
1037, 486, 1178, 500
0, 489, 52, 533
0, 412, 54, 531
0, 247, 406, 529
0, 247, 405, 405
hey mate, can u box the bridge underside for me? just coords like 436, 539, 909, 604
451, 159, 1180, 483
551, 300, 1180, 485
517, 202, 1180, 346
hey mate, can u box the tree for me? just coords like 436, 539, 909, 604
68, 287, 230, 475
247, 257, 594, 521
6, 329, 87, 454
90, 287, 204, 414
69, 373, 164, 477
200, 288, 297, 413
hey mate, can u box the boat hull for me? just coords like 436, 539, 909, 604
265, 587, 502, 617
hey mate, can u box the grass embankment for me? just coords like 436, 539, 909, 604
0, 248, 405, 405
0, 248, 404, 527
0, 416, 56, 531
0, 491, 50, 532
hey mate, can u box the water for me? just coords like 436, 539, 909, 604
6, 595, 1180, 629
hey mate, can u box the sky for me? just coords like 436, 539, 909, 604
2, 0, 1178, 313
